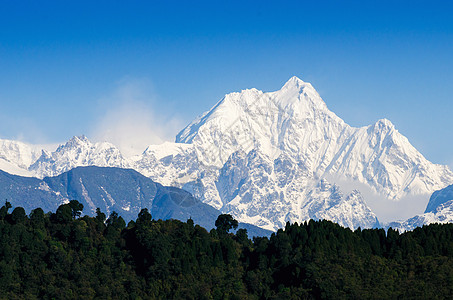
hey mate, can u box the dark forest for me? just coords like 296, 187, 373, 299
1, 200, 452, 299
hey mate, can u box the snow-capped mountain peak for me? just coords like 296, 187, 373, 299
65, 135, 89, 146
283, 75, 306, 86
175, 76, 329, 145
0, 138, 43, 176
176, 76, 346, 168
172, 76, 453, 226
29, 136, 130, 178
370, 118, 395, 134
281, 76, 315, 93
0, 138, 42, 168
1, 76, 452, 233
277, 76, 327, 110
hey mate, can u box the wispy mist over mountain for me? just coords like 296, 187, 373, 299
91, 78, 182, 157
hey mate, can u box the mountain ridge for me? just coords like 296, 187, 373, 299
0, 76, 452, 231
386, 184, 453, 232
0, 166, 272, 237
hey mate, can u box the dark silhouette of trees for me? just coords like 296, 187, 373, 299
215, 214, 238, 235
1, 201, 453, 298
0, 200, 11, 219
69, 200, 84, 219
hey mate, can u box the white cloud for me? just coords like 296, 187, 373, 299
325, 174, 428, 223
90, 78, 182, 157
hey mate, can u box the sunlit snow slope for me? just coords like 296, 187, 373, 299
173, 76, 453, 229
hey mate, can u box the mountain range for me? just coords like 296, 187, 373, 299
1, 76, 452, 231
0, 166, 271, 237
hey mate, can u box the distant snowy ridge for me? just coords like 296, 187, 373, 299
387, 185, 453, 232
0, 139, 42, 168
1, 76, 452, 231
0, 139, 43, 176
30, 135, 131, 178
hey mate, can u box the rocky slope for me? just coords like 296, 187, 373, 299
0, 166, 271, 236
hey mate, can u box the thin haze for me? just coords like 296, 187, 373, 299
0, 1, 452, 168
91, 78, 182, 157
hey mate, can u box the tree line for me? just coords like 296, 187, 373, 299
0, 200, 453, 299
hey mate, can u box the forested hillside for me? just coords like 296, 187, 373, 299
1, 200, 453, 299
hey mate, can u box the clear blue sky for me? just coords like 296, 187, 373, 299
0, 1, 452, 165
